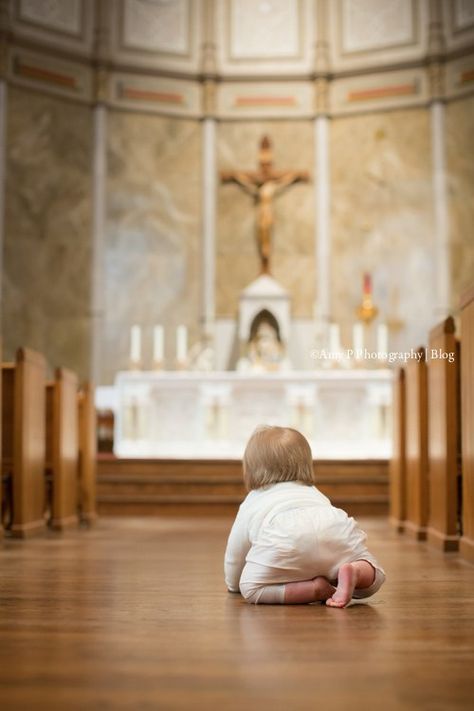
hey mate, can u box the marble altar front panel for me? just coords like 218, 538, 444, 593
113, 370, 392, 460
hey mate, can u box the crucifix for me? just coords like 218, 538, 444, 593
221, 136, 310, 275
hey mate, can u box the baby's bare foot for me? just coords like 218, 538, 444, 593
326, 563, 356, 608
312, 576, 336, 601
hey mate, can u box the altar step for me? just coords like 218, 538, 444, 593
97, 456, 389, 517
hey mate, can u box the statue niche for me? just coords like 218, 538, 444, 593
237, 309, 290, 372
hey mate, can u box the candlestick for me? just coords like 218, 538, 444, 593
130, 325, 141, 366
377, 323, 389, 358
176, 325, 188, 365
356, 272, 378, 324
329, 323, 340, 354
153, 325, 164, 363
352, 323, 364, 358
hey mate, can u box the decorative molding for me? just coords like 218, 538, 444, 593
8, 47, 92, 101
17, 0, 82, 36
122, 0, 189, 55
230, 0, 300, 59
216, 0, 315, 76
2, 2, 473, 112
445, 53, 474, 98
444, 0, 474, 50
453, 0, 474, 32
347, 82, 418, 102
342, 0, 416, 54
331, 67, 427, 115
330, 0, 428, 72
108, 0, 201, 73
110, 72, 200, 117
11, 0, 93, 55
428, 60, 444, 100
217, 80, 313, 118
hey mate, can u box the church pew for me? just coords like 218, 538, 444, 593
45, 368, 80, 530
460, 284, 474, 563
1, 348, 47, 537
426, 317, 461, 551
78, 383, 97, 524
404, 347, 429, 540
389, 368, 406, 532
0, 339, 2, 540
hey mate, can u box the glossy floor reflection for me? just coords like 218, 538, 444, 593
0, 517, 473, 710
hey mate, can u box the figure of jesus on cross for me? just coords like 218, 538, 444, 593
221, 136, 310, 275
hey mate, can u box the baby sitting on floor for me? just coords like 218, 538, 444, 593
224, 426, 385, 606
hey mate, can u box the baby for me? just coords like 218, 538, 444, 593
224, 426, 385, 606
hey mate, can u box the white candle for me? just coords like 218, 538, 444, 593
353, 323, 364, 357
329, 323, 340, 353
153, 325, 164, 362
377, 323, 389, 355
130, 325, 141, 363
176, 325, 187, 363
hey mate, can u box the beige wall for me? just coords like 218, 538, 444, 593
217, 120, 315, 318
103, 111, 202, 383
2, 90, 473, 382
2, 87, 93, 379
330, 108, 435, 350
446, 96, 474, 310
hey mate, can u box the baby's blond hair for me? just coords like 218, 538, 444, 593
242, 425, 314, 491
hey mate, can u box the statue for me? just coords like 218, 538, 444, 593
221, 136, 309, 275
237, 309, 291, 372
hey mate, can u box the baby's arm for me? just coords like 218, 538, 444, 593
224, 507, 251, 592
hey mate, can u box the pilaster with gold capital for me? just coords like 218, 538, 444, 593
93, 66, 110, 105
314, 76, 330, 117
202, 78, 217, 118
428, 61, 445, 103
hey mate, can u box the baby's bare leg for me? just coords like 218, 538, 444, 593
284, 576, 336, 604
326, 560, 375, 608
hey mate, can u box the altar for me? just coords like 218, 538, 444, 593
113, 369, 392, 460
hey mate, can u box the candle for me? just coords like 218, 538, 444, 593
329, 323, 340, 354
363, 272, 372, 296
377, 323, 389, 355
353, 323, 364, 357
176, 325, 187, 364
153, 325, 164, 362
130, 325, 141, 364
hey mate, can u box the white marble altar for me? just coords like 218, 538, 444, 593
112, 370, 393, 460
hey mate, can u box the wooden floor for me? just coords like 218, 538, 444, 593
1, 517, 473, 710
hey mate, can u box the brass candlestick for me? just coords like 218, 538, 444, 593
356, 273, 379, 324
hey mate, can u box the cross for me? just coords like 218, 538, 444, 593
221, 136, 310, 275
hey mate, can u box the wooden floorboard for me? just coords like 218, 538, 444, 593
0, 517, 473, 710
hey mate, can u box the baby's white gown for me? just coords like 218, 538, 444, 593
224, 480, 385, 604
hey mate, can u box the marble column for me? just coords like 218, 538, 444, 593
431, 100, 450, 318
313, 0, 331, 332
314, 114, 331, 326
90, 104, 107, 384
427, 0, 450, 319
202, 116, 216, 331
0, 79, 6, 303
201, 0, 217, 333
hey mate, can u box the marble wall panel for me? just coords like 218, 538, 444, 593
446, 96, 474, 310
104, 111, 202, 384
330, 108, 434, 351
217, 120, 315, 319
3, 87, 93, 379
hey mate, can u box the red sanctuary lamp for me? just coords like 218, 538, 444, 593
356, 272, 379, 324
